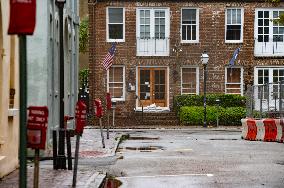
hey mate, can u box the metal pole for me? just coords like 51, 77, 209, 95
203, 64, 207, 127
99, 118, 105, 148
260, 85, 263, 119
280, 81, 283, 118
72, 134, 80, 187
112, 108, 115, 130
66, 130, 72, 170
19, 35, 27, 188
52, 130, 58, 169
33, 149, 40, 188
107, 111, 109, 139
57, 2, 66, 169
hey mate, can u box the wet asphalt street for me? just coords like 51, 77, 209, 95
102, 128, 284, 188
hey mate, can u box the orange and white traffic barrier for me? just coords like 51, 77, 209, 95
275, 119, 284, 143
241, 118, 248, 139
255, 119, 265, 141
246, 119, 257, 141
263, 119, 277, 142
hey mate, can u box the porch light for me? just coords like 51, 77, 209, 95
201, 52, 209, 65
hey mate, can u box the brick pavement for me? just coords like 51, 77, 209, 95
0, 127, 121, 188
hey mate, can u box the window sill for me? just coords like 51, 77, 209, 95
8, 108, 19, 117
180, 40, 199, 44
225, 40, 243, 44
107, 39, 125, 43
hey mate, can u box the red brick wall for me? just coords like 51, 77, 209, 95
88, 0, 284, 117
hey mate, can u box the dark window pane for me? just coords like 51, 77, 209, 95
258, 27, 263, 34
187, 25, 192, 40
192, 25, 196, 40
264, 19, 269, 26
264, 11, 269, 18
182, 25, 187, 40
109, 8, 123, 23
226, 25, 241, 40
258, 11, 263, 18
264, 35, 269, 42
182, 9, 196, 23
264, 27, 269, 34
109, 24, 123, 39
258, 19, 263, 26
258, 77, 263, 84
258, 35, 263, 42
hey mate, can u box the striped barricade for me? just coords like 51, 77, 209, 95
241, 118, 248, 139
263, 119, 277, 142
246, 119, 257, 141
255, 119, 265, 141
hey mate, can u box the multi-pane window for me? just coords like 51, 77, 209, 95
226, 8, 243, 42
255, 68, 284, 99
155, 10, 166, 39
181, 9, 198, 42
273, 11, 284, 42
136, 8, 170, 56
225, 67, 243, 95
255, 9, 284, 56
140, 10, 151, 39
272, 69, 284, 99
107, 66, 125, 100
181, 67, 199, 94
257, 11, 270, 42
107, 8, 124, 42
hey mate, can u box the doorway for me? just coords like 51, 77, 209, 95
138, 67, 167, 108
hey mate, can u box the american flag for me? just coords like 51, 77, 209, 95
228, 47, 240, 67
103, 43, 116, 70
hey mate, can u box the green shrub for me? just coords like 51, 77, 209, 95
180, 106, 246, 126
174, 94, 246, 112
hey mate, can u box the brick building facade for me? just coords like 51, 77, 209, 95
88, 0, 284, 125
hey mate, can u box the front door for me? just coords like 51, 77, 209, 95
138, 67, 167, 107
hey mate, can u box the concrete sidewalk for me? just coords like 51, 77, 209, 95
0, 127, 121, 188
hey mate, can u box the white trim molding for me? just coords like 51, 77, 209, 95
107, 65, 126, 101
106, 7, 125, 43
180, 8, 199, 43
180, 66, 199, 95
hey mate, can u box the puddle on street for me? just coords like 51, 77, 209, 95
209, 138, 238, 140
128, 136, 159, 140
117, 145, 164, 152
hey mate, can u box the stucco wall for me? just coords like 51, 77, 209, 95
0, 0, 20, 178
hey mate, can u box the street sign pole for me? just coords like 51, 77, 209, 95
19, 35, 27, 188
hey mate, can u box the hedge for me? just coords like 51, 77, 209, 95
174, 94, 246, 112
179, 106, 246, 126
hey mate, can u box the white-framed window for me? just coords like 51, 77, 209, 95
106, 7, 125, 42
181, 67, 199, 94
136, 8, 170, 56
107, 66, 125, 101
225, 67, 243, 95
254, 9, 284, 56
255, 67, 284, 99
181, 8, 199, 43
225, 8, 244, 43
